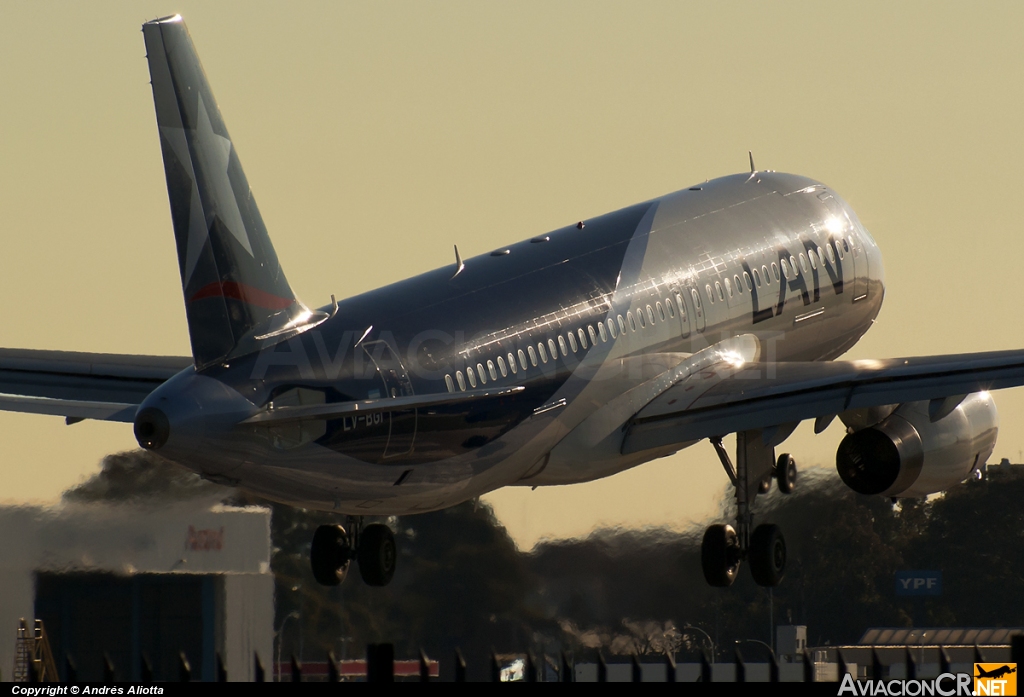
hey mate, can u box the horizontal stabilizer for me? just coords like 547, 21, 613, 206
0, 348, 191, 423
0, 393, 137, 423
243, 386, 526, 426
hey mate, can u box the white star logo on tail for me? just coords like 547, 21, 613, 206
161, 94, 253, 285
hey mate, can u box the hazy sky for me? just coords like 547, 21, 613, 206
2, 2, 1023, 549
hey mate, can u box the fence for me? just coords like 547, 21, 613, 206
16, 636, 1024, 682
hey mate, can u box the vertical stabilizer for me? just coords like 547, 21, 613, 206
143, 16, 311, 370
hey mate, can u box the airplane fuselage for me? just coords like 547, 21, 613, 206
141, 170, 885, 514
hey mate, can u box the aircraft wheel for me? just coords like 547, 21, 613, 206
701, 524, 741, 587
776, 454, 797, 494
358, 523, 397, 587
758, 473, 773, 494
749, 523, 786, 587
310, 524, 351, 586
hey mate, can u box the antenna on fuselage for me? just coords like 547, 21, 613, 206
451, 244, 466, 279
748, 150, 756, 173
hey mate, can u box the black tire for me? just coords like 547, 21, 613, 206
310, 524, 351, 587
749, 523, 786, 587
776, 453, 797, 494
701, 524, 741, 587
758, 473, 773, 494
358, 523, 397, 587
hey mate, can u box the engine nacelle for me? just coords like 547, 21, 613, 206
836, 392, 998, 497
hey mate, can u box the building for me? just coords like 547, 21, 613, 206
0, 501, 273, 681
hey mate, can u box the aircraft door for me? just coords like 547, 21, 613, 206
687, 284, 706, 334
361, 339, 417, 459
819, 191, 866, 302
671, 288, 691, 339
850, 231, 868, 301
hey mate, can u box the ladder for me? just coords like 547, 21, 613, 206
13, 618, 58, 682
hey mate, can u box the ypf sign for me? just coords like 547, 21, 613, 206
895, 570, 942, 596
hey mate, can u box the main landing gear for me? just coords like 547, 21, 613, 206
702, 433, 797, 588
310, 517, 397, 587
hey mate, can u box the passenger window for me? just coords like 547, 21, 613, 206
568, 331, 578, 352
528, 346, 538, 367
836, 241, 845, 260
666, 298, 676, 318
498, 356, 508, 377
826, 243, 836, 264
548, 339, 558, 359
691, 288, 702, 310
506, 353, 516, 374
706, 284, 714, 303
518, 349, 528, 371
538, 343, 549, 363
487, 360, 497, 381
799, 253, 809, 274
598, 321, 608, 342
445, 374, 455, 393
638, 308, 647, 327
467, 366, 478, 388
817, 246, 826, 266
657, 301, 667, 320
579, 327, 589, 348
628, 311, 637, 331
646, 305, 655, 324
456, 371, 466, 391
843, 238, 850, 252
724, 278, 732, 297
607, 318, 617, 338
715, 282, 724, 301
558, 335, 568, 356
781, 258, 791, 279
617, 315, 626, 334
588, 325, 598, 344
762, 265, 770, 284
808, 251, 817, 270
743, 272, 752, 291
752, 269, 761, 287
675, 293, 686, 316
477, 362, 488, 384
772, 263, 780, 282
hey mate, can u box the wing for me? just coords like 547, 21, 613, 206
0, 348, 191, 423
622, 347, 1024, 454
242, 386, 526, 425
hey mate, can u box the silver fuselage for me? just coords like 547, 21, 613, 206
143, 171, 885, 514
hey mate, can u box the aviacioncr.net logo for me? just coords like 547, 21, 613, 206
974, 663, 1017, 696
838, 672, 973, 696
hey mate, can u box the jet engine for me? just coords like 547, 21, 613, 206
835, 392, 998, 498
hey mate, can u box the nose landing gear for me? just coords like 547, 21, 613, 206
310, 517, 397, 587
702, 433, 796, 587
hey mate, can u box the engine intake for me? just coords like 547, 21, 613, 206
836, 392, 998, 498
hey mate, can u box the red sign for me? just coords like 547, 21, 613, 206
187, 525, 224, 551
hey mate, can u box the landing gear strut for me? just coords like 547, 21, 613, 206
702, 433, 796, 587
310, 517, 397, 587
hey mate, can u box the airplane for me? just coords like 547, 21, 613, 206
976, 666, 1017, 680
3, 14, 1024, 589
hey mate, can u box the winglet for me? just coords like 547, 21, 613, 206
451, 244, 466, 279
749, 150, 756, 173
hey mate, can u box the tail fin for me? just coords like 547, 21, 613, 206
143, 16, 315, 370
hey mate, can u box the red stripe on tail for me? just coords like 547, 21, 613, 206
189, 281, 295, 311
